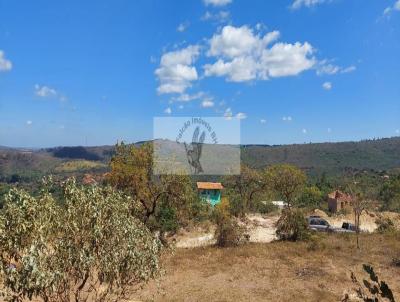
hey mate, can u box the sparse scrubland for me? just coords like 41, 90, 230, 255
135, 233, 400, 302
1, 142, 400, 301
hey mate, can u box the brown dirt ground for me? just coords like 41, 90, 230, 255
132, 233, 400, 302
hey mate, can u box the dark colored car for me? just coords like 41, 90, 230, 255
337, 222, 356, 233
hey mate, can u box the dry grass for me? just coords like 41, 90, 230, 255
54, 160, 106, 172
133, 233, 400, 302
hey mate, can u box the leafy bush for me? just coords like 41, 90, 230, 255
379, 175, 400, 212
275, 208, 310, 241
148, 202, 179, 234
227, 194, 245, 217
264, 164, 306, 207
298, 186, 323, 209
0, 178, 161, 302
375, 217, 396, 234
252, 201, 278, 214
213, 198, 248, 247
188, 195, 212, 223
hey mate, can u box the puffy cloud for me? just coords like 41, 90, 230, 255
260, 42, 315, 78
236, 112, 247, 119
172, 91, 205, 102
204, 25, 315, 82
223, 108, 246, 120
322, 81, 332, 90
302, 128, 307, 134
201, 98, 215, 108
177, 22, 189, 32
155, 45, 200, 94
208, 26, 280, 58
291, 0, 329, 10
0, 50, 12, 71
34, 84, 57, 98
203, 0, 232, 7
201, 10, 230, 23
282, 116, 292, 122
223, 107, 233, 120
164, 107, 172, 114
316, 60, 356, 75
26, 120, 32, 126
383, 0, 400, 15
260, 119, 267, 124
204, 57, 258, 82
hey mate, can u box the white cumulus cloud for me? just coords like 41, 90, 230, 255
204, 25, 315, 82
282, 116, 293, 122
236, 112, 247, 119
34, 84, 58, 98
164, 107, 172, 114
383, 0, 400, 15
260, 119, 267, 124
172, 91, 205, 102
155, 45, 200, 94
0, 50, 12, 71
201, 10, 230, 23
316, 60, 356, 75
322, 81, 332, 90
201, 98, 215, 108
177, 22, 189, 32
203, 0, 232, 7
291, 0, 329, 10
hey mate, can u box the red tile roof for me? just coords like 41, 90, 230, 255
197, 182, 224, 190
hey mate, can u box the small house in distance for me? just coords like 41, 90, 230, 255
327, 190, 353, 213
197, 182, 223, 206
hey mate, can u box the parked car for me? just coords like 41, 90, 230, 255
308, 217, 357, 233
336, 222, 356, 233
307, 217, 334, 232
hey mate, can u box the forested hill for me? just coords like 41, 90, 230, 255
241, 137, 400, 175
0, 137, 400, 181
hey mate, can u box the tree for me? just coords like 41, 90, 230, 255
223, 165, 266, 216
379, 175, 400, 212
0, 178, 161, 302
298, 185, 323, 209
264, 164, 307, 208
213, 198, 248, 247
107, 142, 195, 228
275, 208, 310, 241
351, 192, 370, 249
346, 182, 371, 249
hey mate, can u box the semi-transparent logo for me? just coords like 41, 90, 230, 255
153, 117, 240, 175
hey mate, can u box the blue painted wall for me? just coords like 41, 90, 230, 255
199, 189, 221, 206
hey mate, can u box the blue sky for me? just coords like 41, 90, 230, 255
0, 0, 399, 148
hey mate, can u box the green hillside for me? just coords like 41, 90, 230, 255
1, 137, 399, 183
241, 137, 400, 175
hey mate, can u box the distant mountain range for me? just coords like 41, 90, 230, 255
1, 137, 400, 181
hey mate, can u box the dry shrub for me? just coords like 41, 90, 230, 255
345, 264, 395, 302
214, 198, 248, 247
375, 217, 396, 234
275, 208, 310, 241
307, 234, 326, 252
